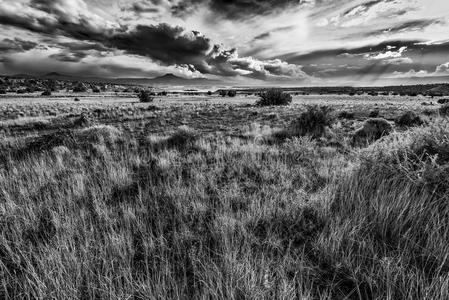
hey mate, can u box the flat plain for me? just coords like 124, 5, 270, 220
1, 92, 448, 299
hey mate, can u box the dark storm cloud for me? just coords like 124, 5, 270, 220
107, 23, 211, 66
0, 1, 118, 41
0, 0, 309, 80
0, 38, 38, 53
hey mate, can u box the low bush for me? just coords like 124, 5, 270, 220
138, 90, 154, 103
338, 110, 355, 119
227, 90, 237, 97
368, 110, 380, 118
256, 89, 292, 106
395, 111, 423, 127
440, 104, 449, 116
352, 118, 393, 146
288, 105, 334, 138
41, 90, 52, 96
73, 83, 87, 93
437, 99, 449, 105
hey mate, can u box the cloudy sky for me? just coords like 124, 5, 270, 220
0, 0, 449, 85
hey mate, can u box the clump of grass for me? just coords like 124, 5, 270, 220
149, 125, 199, 151
440, 103, 449, 116
78, 125, 123, 145
368, 109, 380, 118
395, 110, 423, 127
287, 105, 334, 139
352, 118, 393, 146
328, 122, 449, 297
338, 110, 355, 119
256, 89, 292, 106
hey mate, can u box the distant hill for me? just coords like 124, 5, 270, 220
114, 73, 221, 86
4, 72, 221, 86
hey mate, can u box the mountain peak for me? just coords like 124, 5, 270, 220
158, 73, 181, 79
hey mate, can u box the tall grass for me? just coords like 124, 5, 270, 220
1, 119, 448, 299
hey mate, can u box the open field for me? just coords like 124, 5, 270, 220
1, 93, 449, 299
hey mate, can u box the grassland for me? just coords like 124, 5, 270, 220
0, 93, 448, 299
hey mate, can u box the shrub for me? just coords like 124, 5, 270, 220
395, 111, 423, 127
41, 90, 52, 96
338, 110, 355, 119
207, 91, 212, 96
218, 90, 227, 97
352, 118, 393, 146
73, 82, 87, 93
288, 105, 334, 138
74, 97, 80, 102
256, 89, 292, 106
440, 104, 449, 116
138, 90, 154, 103
92, 87, 101, 93
149, 126, 199, 151
369, 110, 380, 118
0, 88, 6, 94
423, 109, 437, 116
437, 98, 449, 105
227, 90, 237, 97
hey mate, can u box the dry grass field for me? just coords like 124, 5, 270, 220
1, 92, 448, 299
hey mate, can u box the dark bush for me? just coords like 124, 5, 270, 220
73, 83, 87, 93
207, 91, 212, 96
256, 89, 292, 106
0, 89, 6, 94
227, 90, 237, 97
395, 111, 424, 127
138, 90, 154, 103
440, 104, 449, 117
338, 110, 355, 119
74, 97, 80, 102
422, 109, 437, 116
369, 110, 380, 118
92, 87, 101, 93
289, 105, 334, 138
41, 90, 52, 96
219, 90, 227, 97
437, 99, 449, 105
352, 118, 393, 146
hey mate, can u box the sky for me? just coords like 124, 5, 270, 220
0, 0, 449, 85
